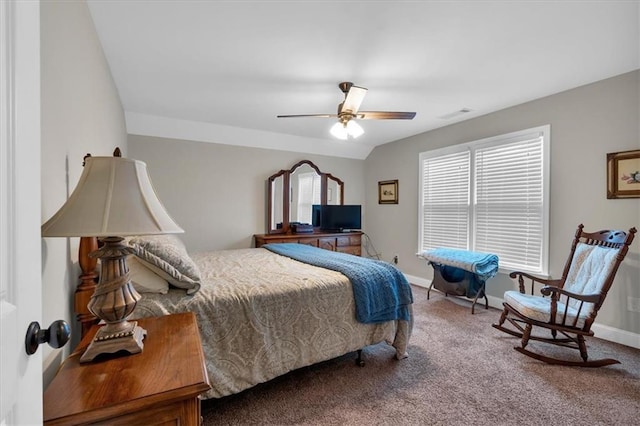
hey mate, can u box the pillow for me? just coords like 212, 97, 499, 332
128, 234, 201, 294
127, 255, 169, 294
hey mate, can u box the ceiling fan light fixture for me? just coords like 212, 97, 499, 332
330, 121, 349, 140
330, 119, 364, 140
346, 120, 364, 138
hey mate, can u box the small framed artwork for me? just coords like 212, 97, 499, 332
378, 179, 399, 204
607, 150, 640, 199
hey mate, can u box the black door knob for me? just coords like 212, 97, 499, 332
25, 320, 71, 355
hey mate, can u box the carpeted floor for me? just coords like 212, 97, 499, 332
201, 285, 640, 425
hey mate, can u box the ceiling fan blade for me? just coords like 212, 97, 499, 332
357, 111, 416, 120
341, 86, 367, 114
277, 114, 337, 118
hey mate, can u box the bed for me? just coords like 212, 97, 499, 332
75, 235, 413, 400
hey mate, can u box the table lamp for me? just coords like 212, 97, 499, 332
41, 148, 183, 362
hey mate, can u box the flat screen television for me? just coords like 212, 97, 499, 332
317, 204, 362, 231
312, 204, 322, 227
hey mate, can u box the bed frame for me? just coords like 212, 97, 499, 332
75, 234, 419, 402
75, 236, 101, 339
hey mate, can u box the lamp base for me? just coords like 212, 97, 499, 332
79, 321, 147, 363
82, 236, 146, 363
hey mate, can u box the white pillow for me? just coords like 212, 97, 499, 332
127, 255, 169, 294
128, 234, 202, 294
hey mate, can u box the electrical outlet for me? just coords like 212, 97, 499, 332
627, 296, 640, 312
393, 254, 399, 265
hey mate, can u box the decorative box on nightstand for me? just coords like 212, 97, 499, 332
43, 312, 210, 425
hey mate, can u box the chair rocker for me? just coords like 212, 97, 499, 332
493, 224, 636, 367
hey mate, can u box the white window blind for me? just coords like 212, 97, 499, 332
421, 151, 470, 250
419, 126, 549, 274
474, 136, 544, 271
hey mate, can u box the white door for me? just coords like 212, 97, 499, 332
1, 1, 43, 425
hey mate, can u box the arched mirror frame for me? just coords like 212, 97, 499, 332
267, 160, 344, 234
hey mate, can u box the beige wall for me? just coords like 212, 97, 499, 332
40, 0, 126, 380
128, 135, 365, 252
365, 70, 640, 336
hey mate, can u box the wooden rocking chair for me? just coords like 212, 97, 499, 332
493, 224, 636, 367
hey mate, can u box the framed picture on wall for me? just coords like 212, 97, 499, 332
607, 150, 640, 199
378, 180, 399, 204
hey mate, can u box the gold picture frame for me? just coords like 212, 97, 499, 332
607, 149, 640, 199
378, 180, 399, 204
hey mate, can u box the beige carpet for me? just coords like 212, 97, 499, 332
201, 285, 640, 425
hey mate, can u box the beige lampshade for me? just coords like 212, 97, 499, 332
42, 155, 183, 237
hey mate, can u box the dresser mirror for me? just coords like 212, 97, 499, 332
267, 160, 344, 234
270, 174, 285, 231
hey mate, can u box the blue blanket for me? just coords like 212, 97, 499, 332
263, 243, 413, 324
420, 248, 499, 280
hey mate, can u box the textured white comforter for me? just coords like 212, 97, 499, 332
131, 248, 412, 399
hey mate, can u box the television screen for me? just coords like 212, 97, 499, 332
319, 205, 361, 231
312, 204, 322, 227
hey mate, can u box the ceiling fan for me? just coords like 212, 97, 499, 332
277, 82, 416, 140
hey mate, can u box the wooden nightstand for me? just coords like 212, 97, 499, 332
44, 312, 210, 425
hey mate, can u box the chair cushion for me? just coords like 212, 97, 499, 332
504, 290, 589, 328
564, 243, 620, 313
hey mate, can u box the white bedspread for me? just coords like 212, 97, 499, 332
131, 248, 412, 399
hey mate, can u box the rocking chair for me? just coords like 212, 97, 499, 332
493, 224, 636, 367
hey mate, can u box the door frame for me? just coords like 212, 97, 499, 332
0, 0, 43, 424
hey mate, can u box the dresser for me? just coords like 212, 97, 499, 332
43, 312, 210, 425
254, 231, 362, 256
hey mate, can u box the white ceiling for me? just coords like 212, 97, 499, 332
87, 1, 639, 159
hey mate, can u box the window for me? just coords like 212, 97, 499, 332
419, 125, 550, 274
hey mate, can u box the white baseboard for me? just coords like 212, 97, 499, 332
591, 323, 640, 350
404, 273, 640, 350
405, 274, 430, 289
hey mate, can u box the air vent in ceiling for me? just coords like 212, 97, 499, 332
437, 108, 472, 120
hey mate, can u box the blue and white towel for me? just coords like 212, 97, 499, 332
420, 248, 499, 280
264, 243, 413, 324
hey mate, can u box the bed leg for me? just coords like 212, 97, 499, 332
355, 349, 365, 367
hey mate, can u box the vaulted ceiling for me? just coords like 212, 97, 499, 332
87, 1, 639, 159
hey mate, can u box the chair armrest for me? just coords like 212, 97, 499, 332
509, 271, 564, 294
540, 286, 601, 326
540, 286, 601, 303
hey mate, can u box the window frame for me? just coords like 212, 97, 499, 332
418, 125, 550, 275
